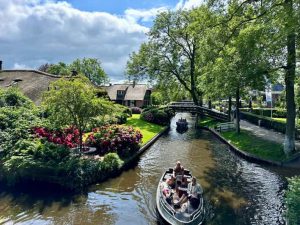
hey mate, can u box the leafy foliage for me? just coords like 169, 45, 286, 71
285, 176, 300, 225
131, 107, 142, 114
43, 58, 109, 85
33, 126, 80, 148
0, 87, 34, 108
42, 76, 116, 148
85, 125, 142, 157
140, 106, 172, 125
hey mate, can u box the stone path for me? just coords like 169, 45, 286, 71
240, 120, 300, 167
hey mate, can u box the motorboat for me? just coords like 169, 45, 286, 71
176, 118, 188, 131
156, 168, 205, 225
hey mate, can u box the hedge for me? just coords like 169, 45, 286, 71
241, 108, 287, 118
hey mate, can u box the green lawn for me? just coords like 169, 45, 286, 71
270, 117, 300, 126
198, 117, 221, 128
126, 114, 165, 145
272, 117, 286, 123
221, 130, 287, 162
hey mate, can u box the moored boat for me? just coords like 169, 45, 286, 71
156, 168, 205, 225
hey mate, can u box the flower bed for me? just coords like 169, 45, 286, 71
130, 107, 142, 114
33, 126, 80, 148
85, 125, 143, 157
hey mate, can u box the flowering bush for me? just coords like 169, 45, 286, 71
85, 125, 143, 157
130, 107, 142, 114
140, 107, 171, 125
33, 126, 80, 148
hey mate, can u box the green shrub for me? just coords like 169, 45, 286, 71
0, 87, 34, 108
241, 108, 287, 118
285, 176, 300, 225
102, 153, 123, 171
140, 107, 172, 125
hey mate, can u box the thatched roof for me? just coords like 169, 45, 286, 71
0, 70, 61, 105
103, 84, 128, 100
124, 85, 149, 100
103, 84, 150, 101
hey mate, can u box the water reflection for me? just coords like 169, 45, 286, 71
0, 112, 299, 225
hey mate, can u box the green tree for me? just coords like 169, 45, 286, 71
285, 176, 300, 225
70, 58, 109, 85
42, 76, 114, 151
127, 9, 209, 105
47, 62, 71, 76
43, 58, 109, 86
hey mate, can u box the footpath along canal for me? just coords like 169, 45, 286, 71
1, 113, 300, 225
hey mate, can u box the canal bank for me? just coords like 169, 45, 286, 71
1, 113, 300, 225
198, 119, 300, 168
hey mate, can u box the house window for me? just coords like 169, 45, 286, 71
117, 90, 125, 95
130, 100, 136, 107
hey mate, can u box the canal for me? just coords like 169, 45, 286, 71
1, 113, 299, 225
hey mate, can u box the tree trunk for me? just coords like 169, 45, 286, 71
190, 45, 199, 106
235, 88, 240, 134
79, 128, 83, 155
283, 0, 296, 155
228, 96, 232, 121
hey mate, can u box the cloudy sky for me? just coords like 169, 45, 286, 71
0, 0, 203, 82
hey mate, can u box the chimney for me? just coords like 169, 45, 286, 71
0, 61, 2, 70
71, 70, 78, 76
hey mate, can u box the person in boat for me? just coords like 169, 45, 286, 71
172, 186, 183, 208
173, 161, 184, 178
175, 176, 203, 207
161, 181, 172, 204
166, 175, 176, 189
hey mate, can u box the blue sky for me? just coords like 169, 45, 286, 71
0, 0, 202, 82
63, 0, 179, 14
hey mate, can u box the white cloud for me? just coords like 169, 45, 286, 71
0, 0, 149, 80
124, 7, 167, 23
13, 63, 30, 69
0, 0, 205, 81
175, 0, 204, 10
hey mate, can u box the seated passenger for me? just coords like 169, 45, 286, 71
187, 177, 203, 198
166, 175, 176, 189
175, 176, 203, 207
161, 182, 172, 204
173, 161, 184, 178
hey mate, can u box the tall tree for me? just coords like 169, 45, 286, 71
127, 9, 212, 105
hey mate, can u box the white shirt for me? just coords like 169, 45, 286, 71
187, 182, 203, 196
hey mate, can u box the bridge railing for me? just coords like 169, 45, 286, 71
168, 103, 229, 121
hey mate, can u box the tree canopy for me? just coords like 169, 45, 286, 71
39, 58, 109, 86
42, 76, 114, 150
127, 0, 300, 153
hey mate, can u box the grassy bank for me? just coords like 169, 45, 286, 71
221, 130, 286, 161
198, 117, 221, 128
126, 114, 165, 145
199, 117, 287, 162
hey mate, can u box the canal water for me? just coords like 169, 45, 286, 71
1, 113, 299, 225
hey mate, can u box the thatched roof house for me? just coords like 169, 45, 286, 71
103, 84, 151, 107
0, 70, 61, 105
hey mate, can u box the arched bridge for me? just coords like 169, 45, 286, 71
168, 101, 229, 121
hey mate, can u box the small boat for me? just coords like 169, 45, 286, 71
156, 168, 205, 225
176, 118, 188, 131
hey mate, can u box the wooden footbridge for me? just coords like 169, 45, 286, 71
168, 101, 229, 121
